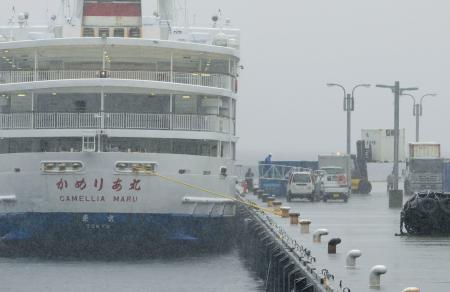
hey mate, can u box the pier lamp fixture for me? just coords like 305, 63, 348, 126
326, 83, 371, 155
376, 82, 418, 191
402, 93, 437, 142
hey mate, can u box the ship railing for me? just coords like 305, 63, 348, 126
0, 70, 234, 91
0, 112, 236, 134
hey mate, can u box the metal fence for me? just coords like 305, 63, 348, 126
0, 112, 235, 134
0, 70, 234, 91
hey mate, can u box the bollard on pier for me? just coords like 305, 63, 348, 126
299, 219, 311, 233
280, 206, 291, 218
346, 250, 362, 268
313, 229, 328, 243
289, 212, 300, 225
328, 238, 341, 254
402, 288, 420, 292
369, 265, 387, 287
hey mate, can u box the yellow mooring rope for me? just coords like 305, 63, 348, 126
148, 171, 280, 216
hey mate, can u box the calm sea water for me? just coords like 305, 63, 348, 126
0, 248, 264, 292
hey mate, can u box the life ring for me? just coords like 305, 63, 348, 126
418, 198, 439, 214
439, 198, 450, 214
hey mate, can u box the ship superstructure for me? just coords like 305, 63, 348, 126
0, 0, 241, 248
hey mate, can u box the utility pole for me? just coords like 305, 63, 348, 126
327, 83, 370, 155
345, 93, 352, 155
414, 103, 420, 142
402, 93, 437, 143
377, 82, 418, 204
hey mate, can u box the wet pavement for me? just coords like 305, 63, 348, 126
251, 182, 450, 291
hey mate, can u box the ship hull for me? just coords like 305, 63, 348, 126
0, 212, 236, 253
0, 152, 237, 251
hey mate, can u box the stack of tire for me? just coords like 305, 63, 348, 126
401, 192, 450, 235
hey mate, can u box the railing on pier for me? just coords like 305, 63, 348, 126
0, 70, 235, 91
0, 112, 235, 134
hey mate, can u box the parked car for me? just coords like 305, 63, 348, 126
320, 166, 350, 202
286, 171, 319, 202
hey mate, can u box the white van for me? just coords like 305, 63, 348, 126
286, 171, 318, 202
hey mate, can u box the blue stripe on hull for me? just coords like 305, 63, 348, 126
0, 213, 236, 249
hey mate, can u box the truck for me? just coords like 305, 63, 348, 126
404, 143, 444, 196
318, 154, 351, 202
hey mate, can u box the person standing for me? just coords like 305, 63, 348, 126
263, 153, 273, 178
264, 153, 272, 164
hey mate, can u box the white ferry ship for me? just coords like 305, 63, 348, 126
0, 0, 240, 249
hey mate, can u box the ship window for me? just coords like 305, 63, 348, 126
41, 161, 84, 173
115, 162, 158, 174
113, 28, 125, 37
83, 27, 95, 37
82, 136, 96, 152
99, 28, 110, 38
129, 27, 141, 38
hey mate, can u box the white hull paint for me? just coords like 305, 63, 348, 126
0, 152, 237, 216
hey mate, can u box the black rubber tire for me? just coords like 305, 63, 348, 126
358, 180, 372, 194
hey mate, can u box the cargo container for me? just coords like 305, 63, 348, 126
361, 129, 406, 162
408, 142, 441, 158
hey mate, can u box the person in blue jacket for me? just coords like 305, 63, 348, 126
263, 153, 272, 178
264, 153, 272, 164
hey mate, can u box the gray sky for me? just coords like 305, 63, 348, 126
2, 0, 450, 164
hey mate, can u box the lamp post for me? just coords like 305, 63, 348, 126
327, 83, 371, 155
376, 82, 418, 193
402, 93, 437, 142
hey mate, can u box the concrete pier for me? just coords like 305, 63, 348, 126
240, 182, 450, 292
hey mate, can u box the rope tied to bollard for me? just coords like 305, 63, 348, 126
146, 170, 281, 216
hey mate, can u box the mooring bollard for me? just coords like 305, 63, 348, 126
328, 238, 341, 254
313, 229, 328, 243
262, 194, 269, 203
402, 288, 420, 292
299, 219, 311, 233
346, 250, 362, 267
272, 200, 282, 211
267, 196, 276, 207
280, 206, 291, 218
369, 265, 387, 287
289, 212, 300, 225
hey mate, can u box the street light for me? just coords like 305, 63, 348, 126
401, 93, 437, 142
376, 81, 418, 193
327, 83, 371, 155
